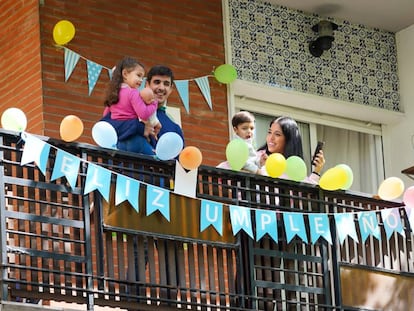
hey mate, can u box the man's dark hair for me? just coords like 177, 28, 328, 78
147, 65, 174, 83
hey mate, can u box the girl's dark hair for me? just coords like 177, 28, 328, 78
104, 56, 144, 107
258, 116, 303, 158
232, 111, 255, 128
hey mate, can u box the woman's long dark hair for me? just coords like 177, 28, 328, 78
104, 56, 144, 107
258, 116, 303, 158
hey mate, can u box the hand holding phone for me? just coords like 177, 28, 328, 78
312, 141, 324, 166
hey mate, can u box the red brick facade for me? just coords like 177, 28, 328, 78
0, 0, 229, 166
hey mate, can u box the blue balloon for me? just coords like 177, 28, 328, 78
92, 121, 118, 149
156, 132, 183, 160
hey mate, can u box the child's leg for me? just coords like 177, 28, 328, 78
117, 135, 155, 155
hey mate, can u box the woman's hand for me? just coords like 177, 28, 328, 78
312, 150, 325, 174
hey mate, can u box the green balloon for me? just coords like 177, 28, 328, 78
336, 164, 353, 190
214, 64, 237, 84
285, 156, 307, 182
226, 139, 249, 171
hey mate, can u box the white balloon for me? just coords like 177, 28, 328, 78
92, 121, 117, 149
1, 107, 27, 131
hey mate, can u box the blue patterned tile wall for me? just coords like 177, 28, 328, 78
229, 0, 400, 111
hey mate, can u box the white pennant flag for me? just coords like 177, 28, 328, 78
64, 48, 80, 82
195, 76, 212, 110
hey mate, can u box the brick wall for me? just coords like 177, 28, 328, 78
37, 0, 229, 166
0, 0, 44, 134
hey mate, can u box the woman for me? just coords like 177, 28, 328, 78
257, 116, 325, 183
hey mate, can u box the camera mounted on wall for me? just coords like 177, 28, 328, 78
309, 20, 338, 57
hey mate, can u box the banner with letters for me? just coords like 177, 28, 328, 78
20, 132, 413, 244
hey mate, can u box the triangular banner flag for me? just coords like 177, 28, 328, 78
64, 48, 80, 82
51, 149, 81, 189
138, 77, 146, 91
146, 185, 170, 221
334, 213, 359, 244
381, 208, 405, 238
195, 76, 212, 110
115, 174, 140, 212
229, 205, 253, 238
283, 212, 308, 243
86, 60, 103, 95
308, 213, 332, 244
20, 133, 51, 175
200, 199, 223, 236
255, 209, 277, 242
175, 80, 189, 113
358, 211, 381, 242
84, 163, 112, 202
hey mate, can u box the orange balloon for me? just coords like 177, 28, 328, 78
179, 146, 203, 170
60, 115, 84, 142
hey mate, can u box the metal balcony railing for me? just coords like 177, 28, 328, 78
0, 129, 412, 311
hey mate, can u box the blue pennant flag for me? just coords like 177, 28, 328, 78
138, 77, 146, 91
255, 209, 277, 242
229, 205, 253, 238
175, 80, 189, 113
334, 213, 359, 244
64, 48, 80, 82
405, 206, 414, 230
308, 213, 332, 244
146, 185, 170, 221
283, 212, 308, 243
200, 199, 223, 236
358, 211, 381, 242
381, 208, 405, 239
84, 163, 112, 202
20, 133, 50, 175
195, 76, 212, 110
87, 60, 102, 95
51, 150, 81, 188
115, 175, 140, 212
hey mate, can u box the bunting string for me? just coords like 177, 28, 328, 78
20, 132, 414, 245
60, 47, 214, 112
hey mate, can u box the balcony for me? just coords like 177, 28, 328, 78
0, 129, 412, 311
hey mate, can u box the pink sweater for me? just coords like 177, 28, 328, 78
103, 84, 157, 121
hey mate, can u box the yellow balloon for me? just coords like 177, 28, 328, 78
265, 153, 286, 178
319, 167, 348, 191
53, 20, 76, 45
377, 177, 405, 201
60, 115, 84, 142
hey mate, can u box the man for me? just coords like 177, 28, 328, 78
102, 65, 184, 153
145, 65, 184, 148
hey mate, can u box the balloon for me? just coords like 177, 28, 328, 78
1, 107, 27, 131
156, 132, 184, 160
265, 153, 286, 178
59, 115, 84, 142
336, 164, 353, 190
92, 121, 118, 149
285, 156, 307, 182
214, 64, 237, 84
377, 177, 404, 201
403, 186, 414, 208
53, 20, 76, 45
179, 146, 203, 170
319, 166, 348, 191
225, 139, 249, 170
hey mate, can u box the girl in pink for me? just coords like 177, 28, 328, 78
102, 56, 159, 154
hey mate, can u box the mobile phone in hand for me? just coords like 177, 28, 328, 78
312, 141, 324, 166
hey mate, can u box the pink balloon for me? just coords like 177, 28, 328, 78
403, 186, 414, 208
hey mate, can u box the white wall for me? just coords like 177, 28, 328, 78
385, 25, 414, 186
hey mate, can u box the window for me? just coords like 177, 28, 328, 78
235, 96, 384, 194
